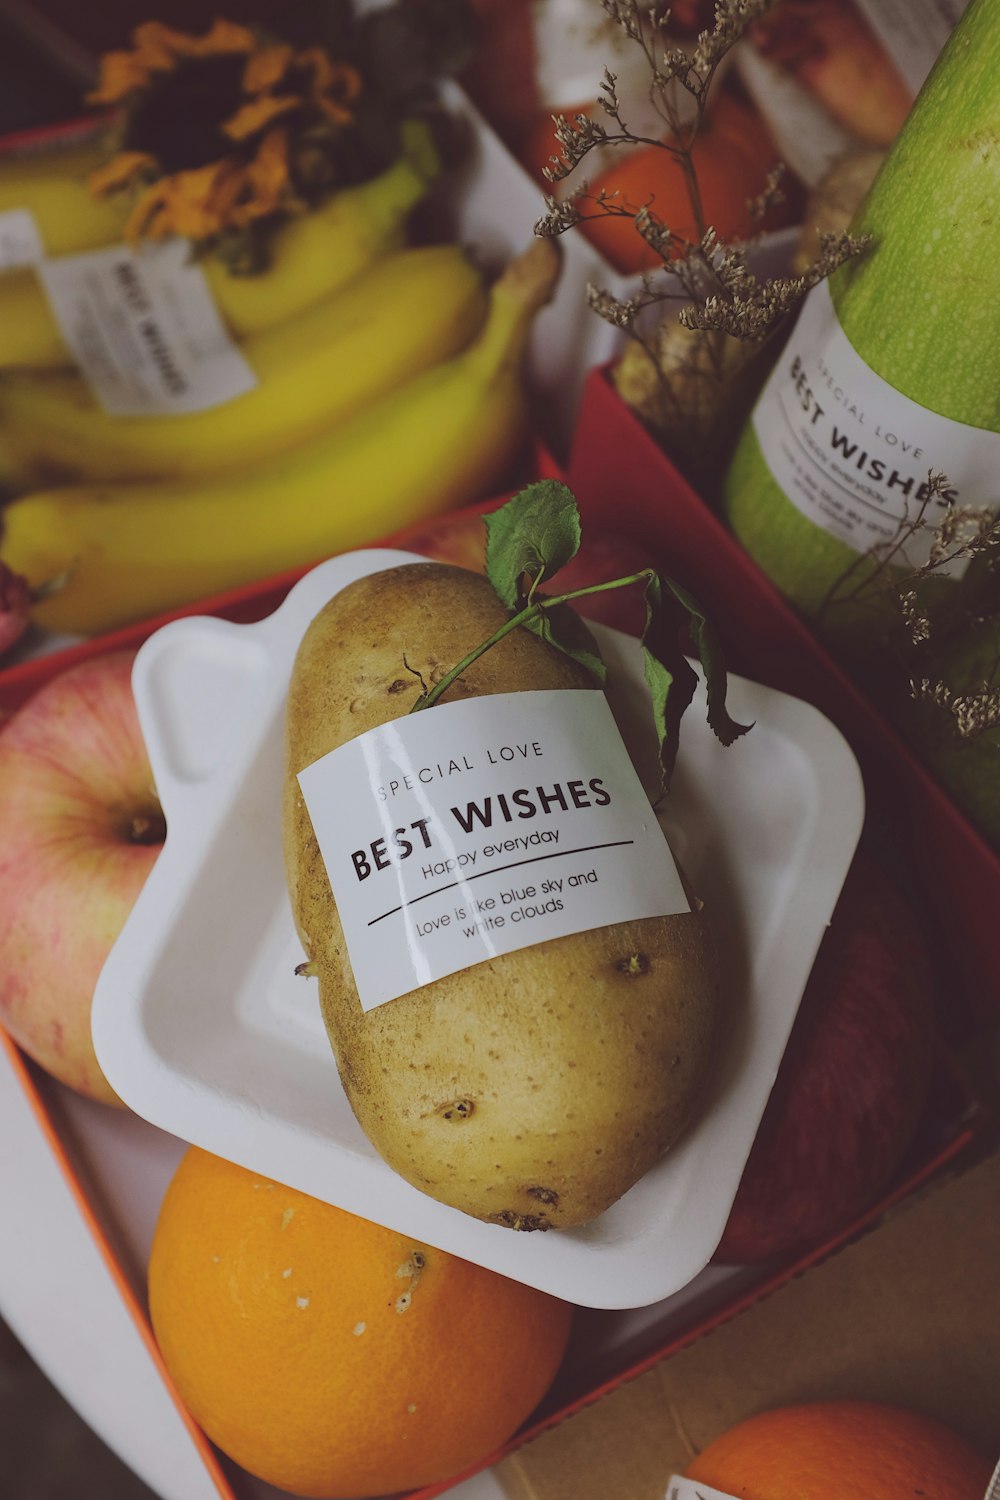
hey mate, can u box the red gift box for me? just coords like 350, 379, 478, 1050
0, 467, 982, 1500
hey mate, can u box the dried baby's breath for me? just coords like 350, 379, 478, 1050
928, 505, 1000, 565
910, 676, 1000, 741
899, 590, 932, 646
677, 231, 868, 341
822, 483, 1000, 630
820, 474, 1000, 742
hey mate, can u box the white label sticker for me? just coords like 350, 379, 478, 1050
531, 0, 697, 130
36, 239, 257, 416
852, 0, 968, 94
298, 688, 689, 1012
665, 1477, 740, 1500
0, 207, 45, 269
752, 279, 1000, 572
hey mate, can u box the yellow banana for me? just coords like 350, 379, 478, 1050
0, 244, 488, 486
1, 239, 562, 636
0, 138, 128, 254
0, 126, 441, 369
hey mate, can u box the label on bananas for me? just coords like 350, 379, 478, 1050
0, 208, 45, 269
297, 688, 689, 1012
37, 240, 257, 416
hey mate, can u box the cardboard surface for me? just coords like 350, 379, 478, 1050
498, 1150, 1000, 1500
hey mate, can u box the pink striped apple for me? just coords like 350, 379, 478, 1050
0, 651, 164, 1105
0, 561, 32, 660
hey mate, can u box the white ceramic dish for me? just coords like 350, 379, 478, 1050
92, 550, 864, 1310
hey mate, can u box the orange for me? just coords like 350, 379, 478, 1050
685, 1399, 995, 1500
551, 92, 798, 275
148, 1147, 573, 1498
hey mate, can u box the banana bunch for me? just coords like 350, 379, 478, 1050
0, 138, 128, 253
1, 238, 563, 636
0, 244, 489, 487
0, 122, 442, 368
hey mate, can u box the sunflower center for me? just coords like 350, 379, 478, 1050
126, 54, 252, 172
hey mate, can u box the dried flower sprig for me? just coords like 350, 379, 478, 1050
591, 220, 865, 477
536, 0, 775, 242
818, 480, 1000, 630
909, 674, 1000, 743
813, 475, 1000, 758
676, 231, 865, 339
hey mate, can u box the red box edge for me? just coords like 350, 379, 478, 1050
0, 1029, 240, 1500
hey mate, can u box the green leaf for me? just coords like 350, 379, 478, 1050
641, 573, 700, 789
642, 645, 700, 790
484, 481, 582, 610
660, 576, 754, 748
641, 573, 753, 790
528, 600, 607, 684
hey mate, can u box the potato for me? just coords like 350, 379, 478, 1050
283, 563, 720, 1230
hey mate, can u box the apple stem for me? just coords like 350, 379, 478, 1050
128, 808, 166, 845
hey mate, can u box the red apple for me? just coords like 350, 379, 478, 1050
714, 851, 937, 1264
0, 560, 32, 659
393, 508, 489, 574
0, 651, 164, 1105
393, 508, 653, 637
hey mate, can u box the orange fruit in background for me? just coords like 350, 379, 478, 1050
148, 1147, 574, 1499
543, 91, 798, 274
685, 1399, 995, 1500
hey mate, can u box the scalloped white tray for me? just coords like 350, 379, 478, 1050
92, 550, 864, 1309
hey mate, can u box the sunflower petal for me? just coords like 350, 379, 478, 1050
320, 97, 355, 126
85, 51, 154, 104
188, 19, 256, 56
296, 45, 338, 93
245, 128, 293, 206
243, 43, 294, 94
130, 22, 191, 69
87, 151, 158, 198
208, 163, 252, 222
222, 95, 299, 141
124, 180, 171, 242
317, 96, 355, 127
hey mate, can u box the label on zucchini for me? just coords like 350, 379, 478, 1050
298, 688, 689, 1012
0, 207, 45, 269
751, 278, 1000, 572
665, 1478, 740, 1500
36, 239, 257, 416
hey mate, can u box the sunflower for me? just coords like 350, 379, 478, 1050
87, 19, 364, 251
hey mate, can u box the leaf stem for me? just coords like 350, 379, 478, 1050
411, 569, 655, 712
